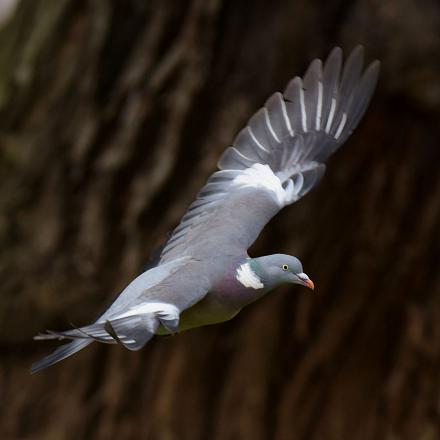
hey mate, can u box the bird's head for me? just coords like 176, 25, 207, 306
249, 254, 314, 291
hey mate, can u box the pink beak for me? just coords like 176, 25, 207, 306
304, 278, 315, 290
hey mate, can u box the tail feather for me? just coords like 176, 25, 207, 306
31, 304, 181, 372
35, 326, 116, 344
31, 339, 93, 374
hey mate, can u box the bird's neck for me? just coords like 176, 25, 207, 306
234, 258, 264, 290
235, 257, 277, 292
250, 257, 279, 291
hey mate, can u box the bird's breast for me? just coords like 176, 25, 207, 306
157, 257, 267, 335
165, 277, 265, 334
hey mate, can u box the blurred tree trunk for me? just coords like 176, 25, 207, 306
1, 1, 440, 439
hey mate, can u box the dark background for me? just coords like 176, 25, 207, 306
1, 1, 439, 439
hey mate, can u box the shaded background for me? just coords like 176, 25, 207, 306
1, 0, 439, 439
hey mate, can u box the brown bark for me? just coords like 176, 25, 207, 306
1, 0, 440, 439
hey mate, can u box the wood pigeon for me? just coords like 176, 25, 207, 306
31, 46, 379, 373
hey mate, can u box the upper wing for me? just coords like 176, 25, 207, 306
102, 256, 201, 315
160, 46, 380, 264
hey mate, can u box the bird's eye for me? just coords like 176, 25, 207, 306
282, 264, 289, 271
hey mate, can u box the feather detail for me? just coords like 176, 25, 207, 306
236, 261, 264, 289
232, 163, 287, 206
159, 46, 379, 264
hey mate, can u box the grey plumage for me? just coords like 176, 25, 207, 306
32, 46, 379, 373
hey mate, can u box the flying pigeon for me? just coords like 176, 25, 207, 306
31, 46, 379, 373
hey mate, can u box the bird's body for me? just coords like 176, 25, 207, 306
162, 285, 244, 335
166, 256, 274, 333
32, 46, 380, 373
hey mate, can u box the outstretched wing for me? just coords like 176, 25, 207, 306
160, 46, 380, 264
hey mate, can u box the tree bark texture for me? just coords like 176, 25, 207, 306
1, 1, 440, 439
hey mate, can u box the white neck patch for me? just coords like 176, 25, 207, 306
236, 261, 264, 289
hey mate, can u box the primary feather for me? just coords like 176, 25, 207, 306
160, 46, 379, 263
